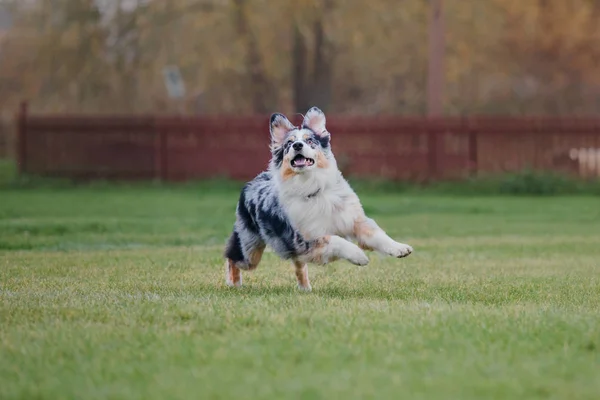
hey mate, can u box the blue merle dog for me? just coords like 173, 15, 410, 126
224, 107, 413, 291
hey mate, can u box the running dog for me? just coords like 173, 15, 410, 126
224, 107, 413, 291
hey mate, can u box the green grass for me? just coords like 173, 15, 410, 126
1, 183, 600, 399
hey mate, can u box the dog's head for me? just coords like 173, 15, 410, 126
269, 107, 334, 178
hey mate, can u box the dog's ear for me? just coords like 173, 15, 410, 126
270, 113, 295, 148
302, 107, 328, 137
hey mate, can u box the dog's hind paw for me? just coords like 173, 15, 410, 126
297, 283, 312, 292
225, 259, 243, 287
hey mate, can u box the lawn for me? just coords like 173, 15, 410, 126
1, 183, 600, 399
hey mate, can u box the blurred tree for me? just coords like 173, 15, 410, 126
291, 0, 335, 113
0, 0, 598, 115
489, 0, 600, 114
232, 0, 275, 113
1, 0, 109, 112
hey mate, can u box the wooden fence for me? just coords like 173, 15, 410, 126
15, 103, 600, 182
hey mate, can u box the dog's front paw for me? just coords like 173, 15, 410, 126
387, 243, 413, 258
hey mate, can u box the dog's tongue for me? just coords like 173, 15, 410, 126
294, 157, 307, 166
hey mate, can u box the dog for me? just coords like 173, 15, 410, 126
224, 106, 413, 291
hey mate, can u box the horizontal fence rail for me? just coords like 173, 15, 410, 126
15, 103, 600, 182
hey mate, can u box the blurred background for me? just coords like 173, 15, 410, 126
1, 0, 600, 115
0, 0, 599, 183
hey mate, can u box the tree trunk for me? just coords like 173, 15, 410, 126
292, 23, 309, 113
233, 0, 275, 113
292, 0, 335, 113
311, 4, 334, 112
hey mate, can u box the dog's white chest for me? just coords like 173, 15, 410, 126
283, 189, 355, 240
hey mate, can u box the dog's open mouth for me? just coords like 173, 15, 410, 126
291, 154, 315, 168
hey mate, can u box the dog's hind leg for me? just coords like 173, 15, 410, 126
224, 230, 266, 287
225, 259, 242, 287
292, 260, 311, 292
352, 217, 412, 258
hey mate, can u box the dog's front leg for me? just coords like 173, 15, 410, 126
297, 235, 369, 266
353, 217, 413, 258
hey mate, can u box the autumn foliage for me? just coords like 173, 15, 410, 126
0, 0, 599, 115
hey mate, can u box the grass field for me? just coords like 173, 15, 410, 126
1, 182, 600, 399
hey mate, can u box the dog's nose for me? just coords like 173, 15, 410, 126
292, 142, 304, 151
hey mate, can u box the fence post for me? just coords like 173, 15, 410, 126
468, 119, 478, 177
16, 101, 28, 175
154, 122, 168, 181
427, 122, 439, 182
